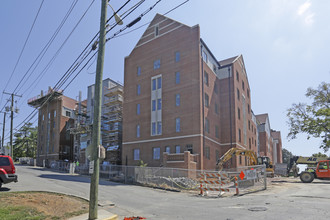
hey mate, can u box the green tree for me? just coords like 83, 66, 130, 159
287, 82, 330, 152
282, 148, 293, 164
13, 123, 38, 158
312, 152, 328, 158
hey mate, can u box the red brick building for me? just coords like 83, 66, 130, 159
122, 14, 258, 170
28, 88, 76, 166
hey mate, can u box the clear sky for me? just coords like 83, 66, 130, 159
0, 0, 329, 157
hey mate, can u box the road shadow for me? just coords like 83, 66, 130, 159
38, 174, 124, 186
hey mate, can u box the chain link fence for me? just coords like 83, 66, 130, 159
40, 161, 267, 196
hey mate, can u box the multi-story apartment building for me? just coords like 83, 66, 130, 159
122, 14, 257, 170
28, 88, 76, 166
86, 78, 122, 150
271, 130, 283, 164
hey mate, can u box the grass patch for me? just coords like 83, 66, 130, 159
0, 191, 88, 220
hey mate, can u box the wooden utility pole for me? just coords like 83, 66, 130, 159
1, 112, 6, 151
3, 92, 22, 158
89, 0, 107, 219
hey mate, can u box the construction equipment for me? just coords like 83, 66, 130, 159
216, 147, 274, 176
288, 156, 330, 179
299, 160, 330, 183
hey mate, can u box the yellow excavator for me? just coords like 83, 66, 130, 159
216, 147, 274, 176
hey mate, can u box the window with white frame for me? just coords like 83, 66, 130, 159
157, 77, 162, 89
152, 100, 156, 111
152, 122, 156, 136
157, 98, 162, 110
134, 149, 140, 160
152, 79, 157, 91
151, 75, 162, 136
153, 147, 160, 160
157, 121, 162, 135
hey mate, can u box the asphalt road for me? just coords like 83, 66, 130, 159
3, 165, 330, 220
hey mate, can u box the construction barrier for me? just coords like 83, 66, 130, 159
199, 172, 232, 196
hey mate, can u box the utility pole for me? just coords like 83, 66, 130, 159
3, 92, 22, 158
1, 112, 6, 152
89, 0, 107, 219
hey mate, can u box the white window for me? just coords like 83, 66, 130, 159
157, 99, 162, 110
66, 111, 71, 117
176, 94, 180, 106
176, 118, 180, 132
175, 51, 180, 62
134, 149, 140, 160
154, 59, 160, 70
175, 72, 180, 84
157, 77, 162, 89
153, 147, 160, 160
152, 79, 157, 91
136, 125, 140, 138
157, 122, 162, 135
165, 146, 170, 154
175, 145, 181, 154
152, 100, 156, 111
152, 122, 156, 135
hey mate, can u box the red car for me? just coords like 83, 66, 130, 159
0, 154, 18, 188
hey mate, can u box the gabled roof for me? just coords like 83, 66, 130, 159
219, 55, 240, 67
256, 113, 269, 124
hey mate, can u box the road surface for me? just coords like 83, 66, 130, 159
3, 165, 330, 220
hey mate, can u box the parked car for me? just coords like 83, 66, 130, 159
0, 154, 18, 188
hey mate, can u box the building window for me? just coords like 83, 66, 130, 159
175, 51, 180, 62
204, 71, 209, 86
176, 118, 180, 132
176, 94, 180, 106
205, 93, 209, 108
157, 77, 162, 89
152, 79, 156, 91
238, 108, 241, 120
236, 71, 239, 81
242, 81, 245, 91
205, 118, 209, 133
157, 122, 162, 135
248, 120, 250, 130
153, 147, 160, 160
239, 155, 242, 164
175, 72, 180, 84
238, 129, 241, 142
215, 125, 219, 138
205, 146, 210, 159
66, 111, 71, 117
248, 104, 250, 114
54, 110, 56, 117
152, 122, 156, 136
186, 144, 193, 154
215, 103, 219, 114
53, 121, 56, 129
155, 25, 159, 36
137, 84, 141, 95
216, 150, 220, 162
157, 98, 162, 110
247, 89, 250, 98
165, 146, 170, 154
137, 104, 140, 115
237, 88, 240, 100
136, 125, 140, 137
214, 83, 218, 94
154, 59, 160, 69
175, 145, 181, 154
202, 51, 208, 62
137, 66, 141, 76
134, 149, 140, 160
152, 100, 156, 111
249, 138, 251, 149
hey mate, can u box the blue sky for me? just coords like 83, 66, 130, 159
0, 0, 329, 157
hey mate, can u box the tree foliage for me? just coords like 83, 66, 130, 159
287, 82, 330, 152
13, 123, 38, 158
282, 148, 293, 164
312, 152, 328, 158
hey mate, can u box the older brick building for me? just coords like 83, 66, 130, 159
122, 14, 260, 170
28, 88, 76, 166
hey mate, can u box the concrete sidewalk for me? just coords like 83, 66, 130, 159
69, 209, 118, 220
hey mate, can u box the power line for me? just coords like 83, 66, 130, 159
1, 0, 45, 103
